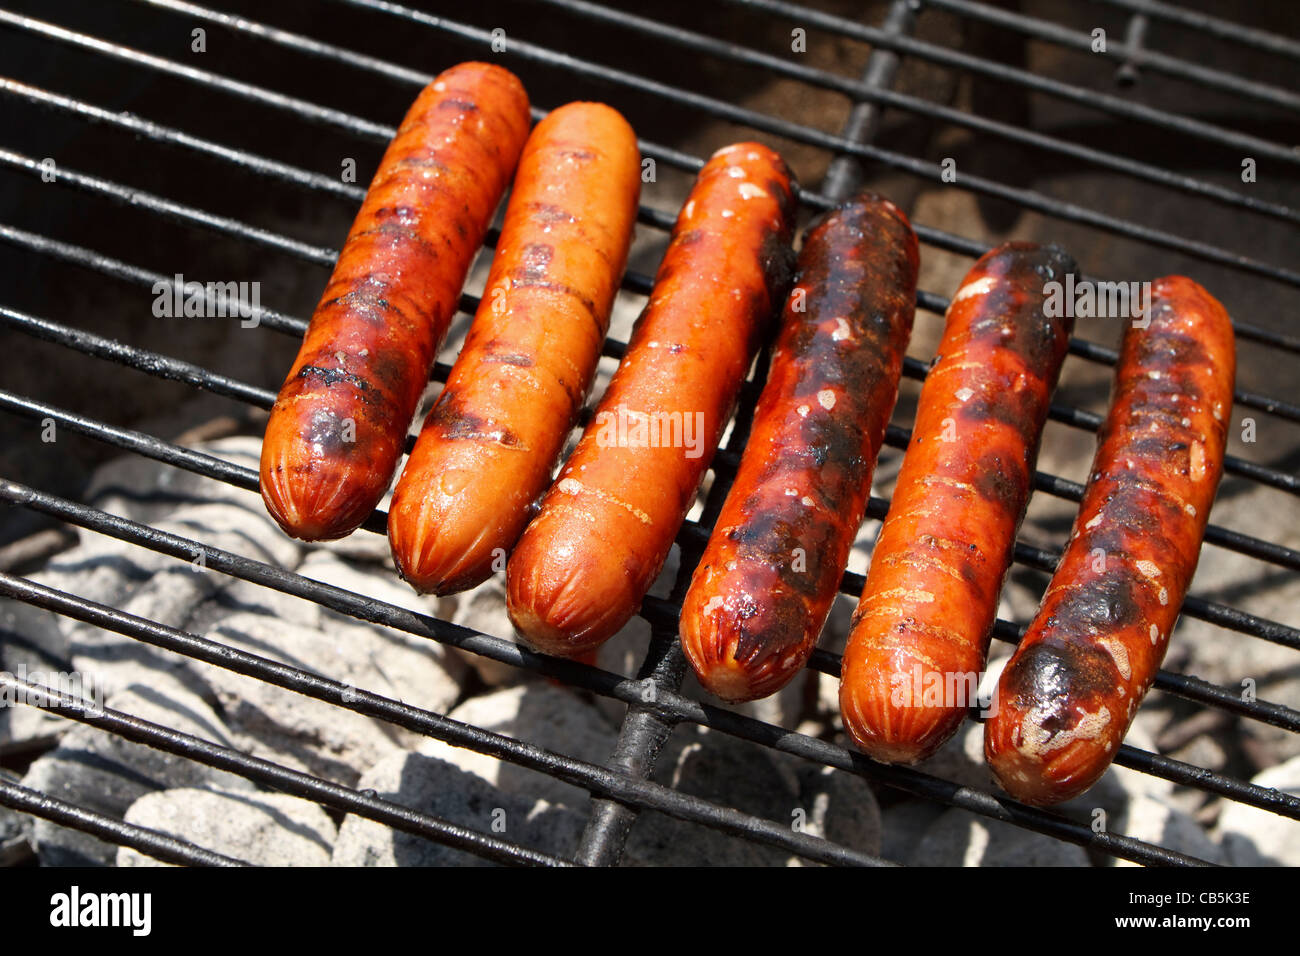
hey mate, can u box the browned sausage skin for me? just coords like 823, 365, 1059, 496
679, 193, 919, 702
840, 241, 1076, 764
260, 63, 531, 541
985, 275, 1235, 805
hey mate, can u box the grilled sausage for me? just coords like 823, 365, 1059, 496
260, 62, 531, 541
506, 142, 798, 657
678, 193, 919, 702
985, 275, 1235, 805
840, 242, 1077, 764
387, 102, 641, 594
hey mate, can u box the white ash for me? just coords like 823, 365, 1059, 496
117, 787, 337, 867
332, 752, 586, 867
417, 683, 616, 811
1215, 755, 1300, 866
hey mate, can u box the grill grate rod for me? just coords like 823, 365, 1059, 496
1094, 0, 1300, 61
723, 0, 1300, 168
10, 482, 1294, 856
8, 177, 1299, 497
0, 77, 366, 201
0, 493, 1251, 866
926, 0, 1300, 112
0, 775, 249, 867
6, 86, 1300, 426
13, 133, 1300, 443
0, 572, 893, 867
530, 0, 1300, 225
5, 387, 1297, 735
5, 225, 1299, 568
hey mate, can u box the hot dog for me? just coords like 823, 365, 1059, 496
260, 62, 530, 541
387, 102, 641, 594
840, 242, 1076, 764
506, 142, 798, 657
678, 193, 919, 702
984, 275, 1235, 805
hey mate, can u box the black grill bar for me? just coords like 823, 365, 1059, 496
5, 64, 1299, 368
723, 0, 1300, 168
0, 149, 339, 267
0, 775, 249, 867
819, 0, 916, 202
0, 9, 394, 139
0, 673, 577, 868
533, 0, 1300, 225
19, 0, 1270, 294
8, 200, 1300, 506
9, 299, 1300, 631
571, 631, 688, 866
95, 0, 1300, 347
7, 146, 1299, 495
0, 307, 279, 411
5, 67, 1298, 438
1093, 0, 1300, 61
0, 77, 366, 201
2, 485, 1255, 866
925, 0, 1300, 112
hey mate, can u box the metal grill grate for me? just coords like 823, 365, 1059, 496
0, 0, 1297, 867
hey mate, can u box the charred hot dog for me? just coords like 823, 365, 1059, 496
679, 192, 919, 702
984, 275, 1234, 805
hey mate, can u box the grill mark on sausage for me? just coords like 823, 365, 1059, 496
1044, 573, 1144, 633
524, 202, 578, 224
516, 242, 554, 281
295, 365, 376, 395
502, 275, 599, 319
971, 451, 1028, 513
349, 222, 442, 260
1002, 640, 1120, 723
